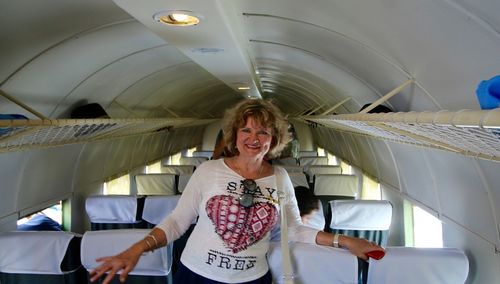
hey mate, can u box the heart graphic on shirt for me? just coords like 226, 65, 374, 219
206, 195, 278, 253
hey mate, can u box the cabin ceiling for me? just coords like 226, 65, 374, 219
1, 0, 499, 119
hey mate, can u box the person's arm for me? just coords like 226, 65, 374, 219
315, 231, 384, 260
89, 228, 167, 283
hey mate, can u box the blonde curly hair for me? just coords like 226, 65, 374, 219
222, 99, 291, 159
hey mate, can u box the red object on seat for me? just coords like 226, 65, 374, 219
366, 250, 385, 260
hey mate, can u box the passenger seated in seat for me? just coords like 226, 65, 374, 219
17, 213, 62, 231
294, 186, 320, 226
89, 99, 384, 284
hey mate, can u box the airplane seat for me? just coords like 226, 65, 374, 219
329, 200, 393, 247
179, 156, 208, 167
135, 173, 177, 195
366, 247, 469, 284
313, 174, 358, 232
160, 165, 195, 175
177, 173, 192, 193
298, 151, 318, 157
0, 231, 87, 284
85, 195, 145, 230
329, 200, 393, 284
141, 195, 197, 276
280, 165, 304, 173
298, 156, 328, 167
191, 151, 213, 159
81, 229, 171, 284
304, 165, 342, 184
287, 172, 309, 188
273, 157, 299, 166
267, 242, 359, 284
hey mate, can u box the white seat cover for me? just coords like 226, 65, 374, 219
330, 200, 392, 230
177, 173, 192, 193
288, 172, 309, 187
142, 195, 181, 225
179, 156, 208, 166
304, 165, 342, 183
299, 156, 328, 167
367, 247, 469, 284
314, 174, 358, 197
85, 195, 137, 223
161, 165, 195, 175
135, 173, 176, 195
81, 229, 171, 276
0, 231, 77, 274
267, 242, 358, 284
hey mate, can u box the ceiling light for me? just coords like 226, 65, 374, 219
237, 86, 251, 90
153, 10, 202, 26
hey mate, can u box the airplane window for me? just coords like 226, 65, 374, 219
317, 147, 326, 156
361, 174, 381, 200
413, 205, 443, 248
167, 152, 182, 165
327, 153, 339, 166
17, 201, 63, 230
404, 200, 443, 248
146, 160, 162, 174
103, 174, 130, 195
340, 160, 352, 174
186, 147, 196, 157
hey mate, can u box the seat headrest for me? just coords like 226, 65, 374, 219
81, 229, 171, 276
367, 247, 469, 284
0, 231, 78, 274
142, 195, 181, 225
85, 195, 137, 223
267, 242, 358, 284
330, 200, 392, 230
135, 174, 177, 195
314, 174, 358, 197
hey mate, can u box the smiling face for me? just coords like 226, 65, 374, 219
235, 116, 273, 159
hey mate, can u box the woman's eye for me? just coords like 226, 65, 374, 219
240, 128, 251, 133
258, 130, 270, 135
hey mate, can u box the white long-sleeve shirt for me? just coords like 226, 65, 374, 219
156, 159, 318, 283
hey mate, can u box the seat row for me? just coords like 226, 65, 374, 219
0, 229, 469, 284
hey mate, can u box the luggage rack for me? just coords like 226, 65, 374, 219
0, 117, 215, 153
303, 109, 500, 162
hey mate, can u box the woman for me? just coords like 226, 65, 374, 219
90, 99, 384, 284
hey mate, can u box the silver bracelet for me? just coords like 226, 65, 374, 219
332, 234, 341, 248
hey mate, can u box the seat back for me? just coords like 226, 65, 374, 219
0, 231, 85, 284
85, 195, 141, 230
288, 172, 309, 187
330, 200, 392, 246
81, 229, 171, 281
161, 165, 195, 175
177, 173, 192, 193
267, 242, 358, 284
367, 247, 469, 284
299, 156, 328, 167
304, 165, 342, 183
142, 195, 182, 226
135, 173, 177, 195
179, 156, 208, 166
314, 174, 358, 197
192, 151, 213, 159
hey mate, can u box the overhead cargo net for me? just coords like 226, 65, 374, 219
303, 109, 500, 162
0, 117, 215, 153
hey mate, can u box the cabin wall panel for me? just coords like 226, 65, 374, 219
424, 150, 498, 246
17, 145, 82, 214
381, 183, 405, 246
388, 143, 439, 210
201, 121, 222, 151
291, 119, 315, 152
0, 152, 27, 218
476, 158, 500, 246
443, 217, 500, 284
368, 140, 399, 189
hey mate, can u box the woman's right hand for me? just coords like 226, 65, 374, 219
89, 244, 143, 284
